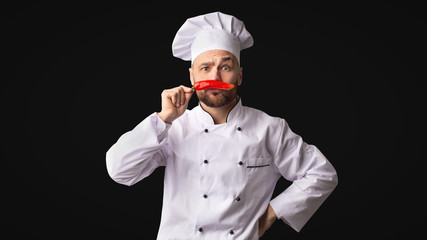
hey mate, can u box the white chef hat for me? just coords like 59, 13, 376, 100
172, 12, 253, 65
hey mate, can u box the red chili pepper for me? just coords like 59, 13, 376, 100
192, 80, 235, 90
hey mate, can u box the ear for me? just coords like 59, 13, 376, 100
237, 67, 243, 86
189, 67, 195, 85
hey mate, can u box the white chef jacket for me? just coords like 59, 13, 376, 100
106, 99, 338, 240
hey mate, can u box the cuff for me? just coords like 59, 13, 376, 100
151, 113, 172, 142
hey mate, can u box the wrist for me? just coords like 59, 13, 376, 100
267, 204, 278, 221
157, 111, 174, 124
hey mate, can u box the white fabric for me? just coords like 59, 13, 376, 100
106, 99, 338, 239
172, 12, 254, 64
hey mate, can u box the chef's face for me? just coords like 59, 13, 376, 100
189, 50, 242, 108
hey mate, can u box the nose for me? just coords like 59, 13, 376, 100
209, 68, 221, 81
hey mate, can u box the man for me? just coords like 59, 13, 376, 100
106, 12, 337, 239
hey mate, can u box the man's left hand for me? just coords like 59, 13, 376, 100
258, 204, 277, 237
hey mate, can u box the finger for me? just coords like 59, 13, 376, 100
173, 87, 182, 108
182, 85, 195, 93
170, 90, 178, 107
184, 89, 194, 105
175, 87, 183, 107
179, 87, 185, 106
177, 86, 191, 106
181, 85, 194, 105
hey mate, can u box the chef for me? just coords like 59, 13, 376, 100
106, 12, 338, 240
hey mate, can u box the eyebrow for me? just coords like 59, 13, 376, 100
197, 57, 234, 68
220, 57, 233, 65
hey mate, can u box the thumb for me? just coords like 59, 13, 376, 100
183, 86, 195, 93
184, 87, 194, 104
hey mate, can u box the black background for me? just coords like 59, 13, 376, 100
2, 2, 426, 239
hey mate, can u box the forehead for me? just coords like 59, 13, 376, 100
193, 49, 237, 65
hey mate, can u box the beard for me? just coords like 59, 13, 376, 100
196, 85, 238, 108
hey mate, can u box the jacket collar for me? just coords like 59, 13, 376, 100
195, 97, 243, 125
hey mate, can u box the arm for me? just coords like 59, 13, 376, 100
258, 204, 277, 237
106, 113, 171, 186
270, 119, 338, 232
106, 85, 194, 186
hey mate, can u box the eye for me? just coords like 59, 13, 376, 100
201, 67, 209, 71
221, 65, 230, 71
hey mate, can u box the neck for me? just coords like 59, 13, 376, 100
200, 96, 238, 124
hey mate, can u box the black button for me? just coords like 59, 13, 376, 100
204, 129, 208, 133
203, 159, 208, 164
198, 227, 203, 232
230, 230, 234, 234
203, 194, 208, 198
238, 161, 243, 165
237, 127, 241, 131
235, 196, 240, 201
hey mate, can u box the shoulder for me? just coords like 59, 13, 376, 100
169, 108, 200, 131
239, 105, 288, 143
242, 105, 285, 127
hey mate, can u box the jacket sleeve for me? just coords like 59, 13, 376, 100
269, 119, 338, 232
106, 113, 170, 186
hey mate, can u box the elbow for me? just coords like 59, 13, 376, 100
106, 167, 135, 187
105, 150, 118, 180
332, 169, 338, 188
106, 150, 134, 187
329, 165, 338, 190
106, 169, 132, 187
320, 160, 338, 190
323, 155, 338, 188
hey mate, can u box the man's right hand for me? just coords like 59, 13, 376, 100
157, 85, 194, 124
